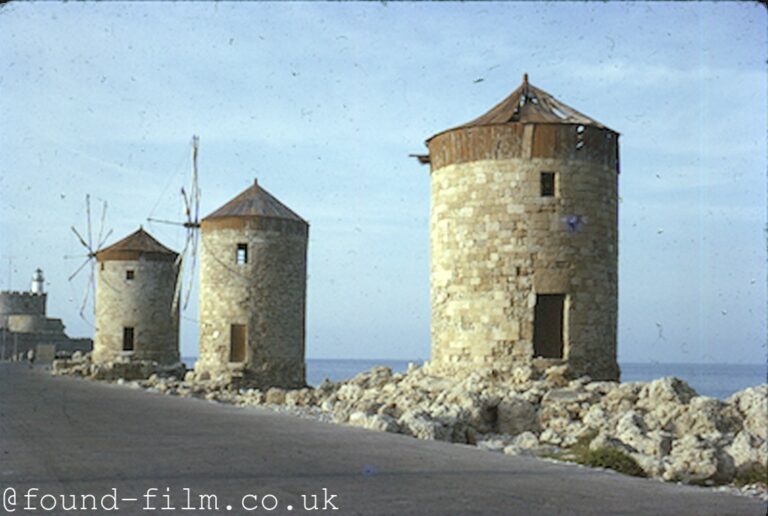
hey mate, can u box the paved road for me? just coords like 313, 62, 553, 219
0, 364, 764, 516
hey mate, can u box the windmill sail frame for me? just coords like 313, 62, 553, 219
148, 135, 202, 314
67, 194, 112, 320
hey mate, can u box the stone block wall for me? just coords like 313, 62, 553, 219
196, 218, 307, 388
428, 124, 619, 380
0, 292, 47, 328
8, 315, 65, 334
93, 258, 179, 365
0, 329, 92, 361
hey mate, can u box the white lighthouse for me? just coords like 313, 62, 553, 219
31, 268, 45, 295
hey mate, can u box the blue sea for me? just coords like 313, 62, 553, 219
181, 358, 766, 400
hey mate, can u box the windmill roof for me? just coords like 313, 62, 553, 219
95, 228, 177, 262
203, 180, 307, 224
428, 74, 615, 141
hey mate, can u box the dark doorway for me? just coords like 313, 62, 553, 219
122, 327, 135, 352
229, 324, 247, 362
533, 294, 564, 358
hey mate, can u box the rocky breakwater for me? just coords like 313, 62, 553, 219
300, 365, 766, 491
51, 355, 767, 496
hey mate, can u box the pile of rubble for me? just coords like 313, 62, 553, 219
52, 351, 186, 382
51, 355, 766, 495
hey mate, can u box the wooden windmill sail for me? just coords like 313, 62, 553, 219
67, 194, 112, 319
147, 135, 202, 312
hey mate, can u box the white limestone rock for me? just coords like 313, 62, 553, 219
583, 405, 610, 431
614, 411, 648, 452
630, 452, 665, 478
637, 377, 697, 409
365, 414, 400, 433
348, 411, 369, 427
663, 435, 735, 484
543, 365, 570, 387
642, 399, 685, 433
673, 396, 743, 437
336, 384, 364, 402
539, 428, 563, 446
320, 396, 337, 412
600, 382, 643, 414
511, 365, 535, 383
398, 410, 451, 442
350, 366, 393, 389
727, 385, 768, 440
725, 430, 768, 473
512, 431, 540, 450
559, 421, 591, 448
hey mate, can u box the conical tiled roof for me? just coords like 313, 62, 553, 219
95, 228, 178, 262
203, 179, 307, 224
428, 74, 614, 142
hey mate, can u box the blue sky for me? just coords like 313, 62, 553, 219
1, 2, 765, 364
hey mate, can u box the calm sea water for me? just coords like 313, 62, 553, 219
181, 358, 766, 400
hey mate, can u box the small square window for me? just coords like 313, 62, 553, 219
126, 270, 135, 280
541, 172, 556, 197
236, 243, 248, 264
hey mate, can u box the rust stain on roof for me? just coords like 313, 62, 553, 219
203, 179, 307, 225
95, 228, 177, 262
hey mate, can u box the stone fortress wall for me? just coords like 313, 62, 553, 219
8, 314, 65, 334
94, 258, 179, 365
0, 291, 47, 328
196, 217, 308, 388
428, 122, 619, 381
0, 284, 91, 361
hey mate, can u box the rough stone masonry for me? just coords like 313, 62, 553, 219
194, 180, 309, 389
93, 228, 180, 365
419, 75, 620, 380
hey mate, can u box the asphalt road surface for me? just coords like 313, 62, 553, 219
0, 363, 764, 516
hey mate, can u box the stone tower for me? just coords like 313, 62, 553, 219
0, 269, 92, 360
93, 228, 180, 365
419, 75, 620, 380
195, 179, 309, 388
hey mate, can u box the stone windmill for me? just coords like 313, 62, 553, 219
92, 228, 180, 365
193, 180, 309, 389
414, 74, 620, 381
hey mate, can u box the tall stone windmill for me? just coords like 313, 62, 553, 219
414, 74, 620, 381
194, 180, 309, 389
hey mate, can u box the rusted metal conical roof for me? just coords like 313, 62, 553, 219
95, 228, 177, 262
428, 74, 614, 142
203, 179, 307, 224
